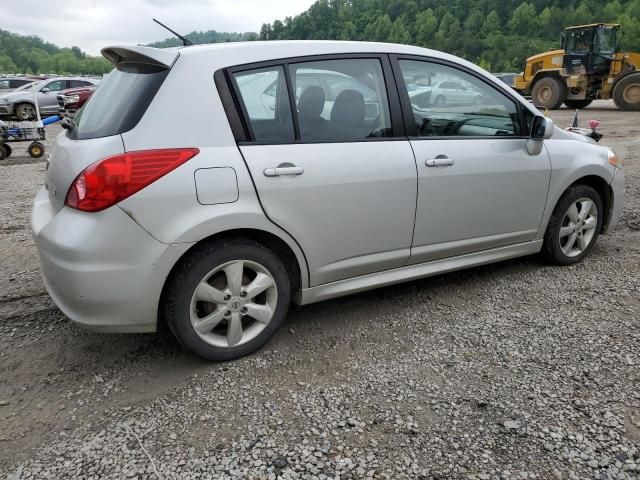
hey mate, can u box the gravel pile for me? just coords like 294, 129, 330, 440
1, 106, 639, 479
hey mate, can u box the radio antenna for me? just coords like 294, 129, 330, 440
153, 18, 194, 46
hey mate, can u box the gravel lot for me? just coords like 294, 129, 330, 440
1, 101, 639, 479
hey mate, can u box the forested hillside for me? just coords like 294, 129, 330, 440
3, 1, 639, 74
0, 29, 111, 75
258, 0, 640, 71
148, 30, 258, 48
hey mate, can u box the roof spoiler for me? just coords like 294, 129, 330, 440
101, 45, 179, 69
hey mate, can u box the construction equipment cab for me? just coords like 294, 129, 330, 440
515, 24, 640, 110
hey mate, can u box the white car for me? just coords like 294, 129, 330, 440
31, 41, 624, 361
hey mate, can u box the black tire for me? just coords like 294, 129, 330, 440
28, 141, 45, 158
564, 99, 593, 109
2, 144, 11, 158
612, 73, 640, 111
532, 76, 566, 110
542, 185, 603, 265
161, 237, 291, 361
0, 144, 8, 160
15, 103, 36, 121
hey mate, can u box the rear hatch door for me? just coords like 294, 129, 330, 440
45, 46, 178, 212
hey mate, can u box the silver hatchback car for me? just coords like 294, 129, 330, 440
32, 41, 624, 361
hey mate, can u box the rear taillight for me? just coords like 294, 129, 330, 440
65, 148, 199, 212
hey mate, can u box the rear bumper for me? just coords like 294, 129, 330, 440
604, 167, 624, 234
31, 187, 192, 333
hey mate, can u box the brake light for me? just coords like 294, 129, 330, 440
65, 148, 199, 212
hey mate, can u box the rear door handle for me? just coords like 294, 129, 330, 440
263, 166, 304, 177
425, 157, 455, 167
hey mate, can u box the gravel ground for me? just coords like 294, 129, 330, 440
1, 101, 639, 479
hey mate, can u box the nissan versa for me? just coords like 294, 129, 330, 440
31, 41, 624, 361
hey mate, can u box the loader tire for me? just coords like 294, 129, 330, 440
564, 99, 593, 109
532, 77, 566, 110
613, 73, 640, 111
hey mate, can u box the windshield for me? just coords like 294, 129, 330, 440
594, 27, 618, 55
565, 28, 592, 53
69, 63, 168, 140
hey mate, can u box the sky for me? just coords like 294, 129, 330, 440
4, 0, 317, 56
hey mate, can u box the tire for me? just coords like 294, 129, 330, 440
15, 103, 36, 121
28, 142, 45, 158
2, 144, 11, 158
612, 73, 640, 111
161, 237, 291, 361
531, 76, 566, 110
564, 99, 593, 109
0, 144, 7, 160
433, 95, 445, 106
542, 185, 603, 265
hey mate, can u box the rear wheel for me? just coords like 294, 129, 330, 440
28, 142, 45, 158
0, 144, 8, 160
15, 103, 36, 121
162, 238, 291, 361
564, 99, 593, 109
613, 73, 640, 111
532, 77, 566, 110
542, 185, 603, 265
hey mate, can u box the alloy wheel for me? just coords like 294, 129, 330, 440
558, 197, 598, 257
189, 259, 278, 348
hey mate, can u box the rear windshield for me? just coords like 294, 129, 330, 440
68, 62, 169, 140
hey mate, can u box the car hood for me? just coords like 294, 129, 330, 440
0, 90, 36, 103
59, 86, 96, 96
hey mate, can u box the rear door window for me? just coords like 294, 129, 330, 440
232, 66, 295, 142
289, 58, 392, 141
68, 63, 169, 140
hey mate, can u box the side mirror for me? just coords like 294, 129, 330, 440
531, 116, 554, 140
41, 87, 50, 93
527, 116, 554, 155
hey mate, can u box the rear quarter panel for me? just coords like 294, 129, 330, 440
117, 55, 310, 287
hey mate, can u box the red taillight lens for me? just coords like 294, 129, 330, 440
65, 148, 199, 212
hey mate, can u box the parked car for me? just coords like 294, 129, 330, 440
0, 76, 41, 92
32, 41, 624, 361
0, 77, 98, 120
57, 85, 97, 118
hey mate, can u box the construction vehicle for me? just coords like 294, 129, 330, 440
514, 23, 640, 110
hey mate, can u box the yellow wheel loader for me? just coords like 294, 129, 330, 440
515, 24, 640, 110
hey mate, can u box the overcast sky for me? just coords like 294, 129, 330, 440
5, 0, 316, 56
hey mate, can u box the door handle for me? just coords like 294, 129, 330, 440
425, 156, 455, 167
263, 166, 304, 177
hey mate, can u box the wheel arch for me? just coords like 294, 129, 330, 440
159, 227, 307, 318
529, 70, 565, 91
543, 174, 613, 238
567, 175, 613, 233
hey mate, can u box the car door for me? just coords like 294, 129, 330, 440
393, 57, 551, 264
229, 56, 418, 286
38, 79, 68, 113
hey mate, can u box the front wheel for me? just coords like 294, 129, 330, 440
28, 141, 45, 158
162, 238, 291, 361
542, 185, 603, 265
15, 103, 36, 121
532, 77, 566, 110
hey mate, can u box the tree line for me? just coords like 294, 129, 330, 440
258, 0, 640, 72
0, 29, 111, 75
2, 1, 640, 75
